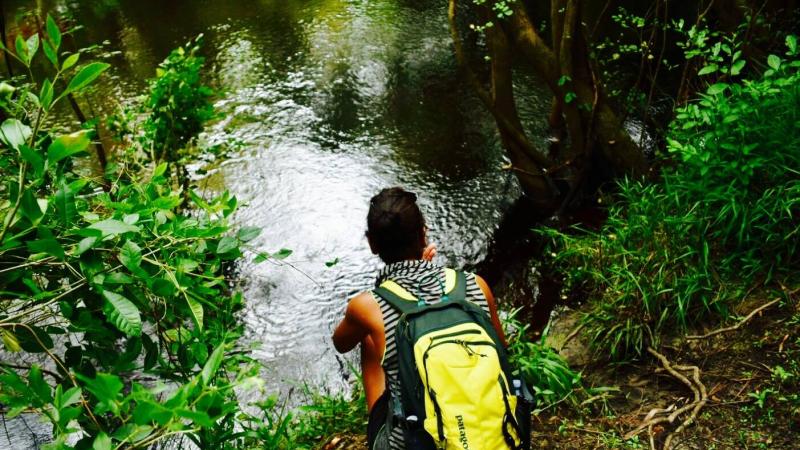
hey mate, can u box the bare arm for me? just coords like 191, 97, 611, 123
475, 274, 508, 347
332, 292, 382, 353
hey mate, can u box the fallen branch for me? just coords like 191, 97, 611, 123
686, 298, 780, 340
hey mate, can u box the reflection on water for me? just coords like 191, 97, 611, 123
1, 0, 550, 445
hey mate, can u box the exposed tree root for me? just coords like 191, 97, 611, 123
624, 348, 708, 450
686, 298, 781, 340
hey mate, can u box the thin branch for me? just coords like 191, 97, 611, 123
686, 298, 780, 340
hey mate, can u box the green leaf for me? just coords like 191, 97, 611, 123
102, 290, 142, 336
697, 64, 718, 75
61, 53, 79, 71
20, 189, 44, 223
133, 401, 173, 426
19, 145, 44, 178
39, 79, 54, 111
787, 35, 798, 55
26, 34, 39, 61
0, 119, 32, 149
75, 236, 98, 255
1, 329, 21, 352
16, 325, 54, 352
153, 162, 168, 177
120, 240, 142, 271
325, 257, 340, 268
254, 252, 270, 263
61, 387, 82, 408
47, 130, 91, 165
237, 226, 261, 242
46, 15, 62, 50
176, 409, 214, 427
75, 373, 123, 415
89, 219, 140, 237
730, 59, 746, 76
15, 35, 30, 66
707, 83, 728, 95
93, 432, 111, 450
186, 296, 204, 330
768, 54, 781, 71
64, 62, 110, 95
55, 181, 78, 228
27, 238, 65, 259
105, 272, 133, 285
216, 236, 238, 254
201, 344, 225, 385
29, 365, 52, 404
42, 39, 57, 67
272, 248, 293, 260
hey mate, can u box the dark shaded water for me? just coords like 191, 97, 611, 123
1, 0, 559, 447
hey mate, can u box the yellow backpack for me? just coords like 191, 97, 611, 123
374, 269, 531, 450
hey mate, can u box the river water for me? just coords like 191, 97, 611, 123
1, 0, 557, 447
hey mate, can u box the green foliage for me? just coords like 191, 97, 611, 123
505, 312, 583, 408
109, 35, 214, 166
0, 21, 269, 449
544, 39, 800, 360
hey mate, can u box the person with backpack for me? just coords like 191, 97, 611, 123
332, 187, 531, 450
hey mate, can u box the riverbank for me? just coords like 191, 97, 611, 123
312, 285, 799, 449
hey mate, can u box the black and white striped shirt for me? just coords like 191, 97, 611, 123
372, 260, 490, 449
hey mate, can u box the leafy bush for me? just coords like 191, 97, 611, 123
0, 17, 271, 449
544, 36, 800, 360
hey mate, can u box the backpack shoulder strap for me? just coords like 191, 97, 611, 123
444, 268, 467, 303
374, 268, 469, 314
373, 279, 419, 315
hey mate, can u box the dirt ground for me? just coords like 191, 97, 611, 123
318, 290, 800, 449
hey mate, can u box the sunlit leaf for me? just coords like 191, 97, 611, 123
26, 34, 40, 61
216, 236, 238, 254
186, 296, 204, 331
767, 54, 781, 71
61, 53, 79, 71
0, 119, 32, 149
102, 290, 142, 336
120, 240, 142, 271
15, 35, 30, 66
47, 130, 91, 164
75, 372, 123, 415
1, 329, 21, 352
237, 226, 261, 242
93, 432, 111, 450
88, 219, 140, 237
64, 62, 110, 95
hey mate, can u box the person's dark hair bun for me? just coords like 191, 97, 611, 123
366, 187, 426, 263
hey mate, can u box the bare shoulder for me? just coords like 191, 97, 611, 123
346, 291, 381, 321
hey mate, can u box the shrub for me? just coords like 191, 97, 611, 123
544, 36, 800, 360
0, 18, 268, 449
